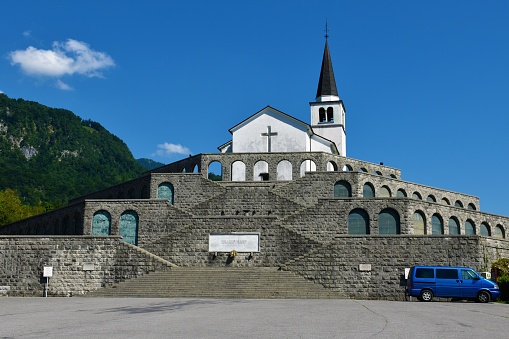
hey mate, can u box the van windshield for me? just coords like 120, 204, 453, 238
461, 269, 478, 280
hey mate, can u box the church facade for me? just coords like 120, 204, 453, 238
1, 40, 508, 299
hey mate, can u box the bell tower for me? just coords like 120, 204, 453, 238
310, 34, 346, 156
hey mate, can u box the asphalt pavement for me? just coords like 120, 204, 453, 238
0, 298, 508, 338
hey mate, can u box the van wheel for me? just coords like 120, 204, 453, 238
420, 289, 433, 302
477, 291, 490, 303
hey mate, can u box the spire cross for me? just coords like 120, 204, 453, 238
261, 126, 278, 152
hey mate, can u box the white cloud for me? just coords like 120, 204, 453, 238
9, 39, 115, 78
152, 143, 191, 157
0, 90, 3, 94
55, 79, 73, 91
23, 30, 31, 38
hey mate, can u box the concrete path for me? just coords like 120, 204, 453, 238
0, 298, 508, 338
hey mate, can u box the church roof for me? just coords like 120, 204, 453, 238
315, 41, 338, 99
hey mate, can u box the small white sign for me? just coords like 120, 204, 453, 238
43, 266, 53, 278
209, 233, 260, 252
404, 268, 410, 279
359, 264, 372, 272
83, 263, 95, 271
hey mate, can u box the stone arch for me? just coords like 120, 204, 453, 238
465, 219, 476, 235
480, 222, 490, 236
441, 197, 450, 205
359, 167, 368, 173
192, 164, 199, 173
334, 180, 352, 198
92, 210, 111, 236
343, 164, 353, 171
120, 210, 139, 245
375, 171, 382, 176
299, 159, 316, 177
141, 185, 149, 199
363, 182, 375, 198
326, 161, 338, 171
208, 161, 222, 181
412, 192, 422, 200
277, 160, 292, 180
380, 185, 391, 197
467, 203, 476, 211
454, 200, 463, 208
378, 208, 400, 234
426, 195, 436, 203
231, 160, 246, 181
448, 217, 460, 235
389, 174, 397, 179
432, 214, 443, 234
157, 182, 174, 204
413, 211, 426, 235
397, 189, 407, 198
349, 209, 370, 235
254, 160, 269, 180
494, 224, 505, 238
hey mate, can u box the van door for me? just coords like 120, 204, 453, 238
435, 268, 461, 298
460, 269, 482, 298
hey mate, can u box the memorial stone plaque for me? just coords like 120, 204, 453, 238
209, 233, 260, 252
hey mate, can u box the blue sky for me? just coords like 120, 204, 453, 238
1, 1, 509, 215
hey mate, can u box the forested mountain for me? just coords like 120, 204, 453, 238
0, 93, 145, 210
137, 158, 165, 170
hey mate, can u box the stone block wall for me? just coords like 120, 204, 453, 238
0, 236, 173, 297
285, 235, 486, 300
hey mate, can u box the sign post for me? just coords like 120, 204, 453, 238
43, 266, 53, 298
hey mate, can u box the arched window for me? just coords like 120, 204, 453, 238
359, 168, 368, 173
254, 160, 269, 181
441, 197, 450, 205
334, 180, 352, 198
375, 171, 383, 176
92, 210, 111, 236
319, 107, 326, 122
465, 220, 476, 235
157, 182, 174, 204
327, 161, 338, 172
413, 211, 426, 235
380, 186, 391, 197
426, 195, 436, 203
455, 200, 463, 208
300, 160, 316, 177
480, 223, 490, 236
120, 210, 139, 245
231, 160, 246, 181
326, 107, 334, 122
412, 192, 422, 200
493, 225, 505, 238
208, 161, 222, 181
277, 160, 292, 180
343, 164, 353, 171
378, 208, 400, 234
348, 209, 370, 234
448, 217, 460, 235
432, 214, 443, 235
467, 203, 476, 211
397, 189, 407, 198
363, 183, 375, 198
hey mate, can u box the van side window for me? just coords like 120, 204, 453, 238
416, 268, 434, 278
436, 269, 458, 279
462, 269, 477, 280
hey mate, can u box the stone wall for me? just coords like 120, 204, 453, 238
0, 236, 173, 297
285, 235, 488, 300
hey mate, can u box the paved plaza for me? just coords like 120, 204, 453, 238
0, 298, 508, 338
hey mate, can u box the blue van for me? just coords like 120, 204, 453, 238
406, 266, 500, 303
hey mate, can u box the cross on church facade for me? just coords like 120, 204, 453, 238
261, 126, 278, 152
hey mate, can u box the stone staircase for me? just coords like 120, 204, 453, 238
84, 267, 343, 299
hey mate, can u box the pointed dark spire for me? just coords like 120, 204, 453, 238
315, 40, 338, 99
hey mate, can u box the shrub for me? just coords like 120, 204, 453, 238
497, 274, 509, 301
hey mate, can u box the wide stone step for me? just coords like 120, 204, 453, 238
84, 267, 342, 299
